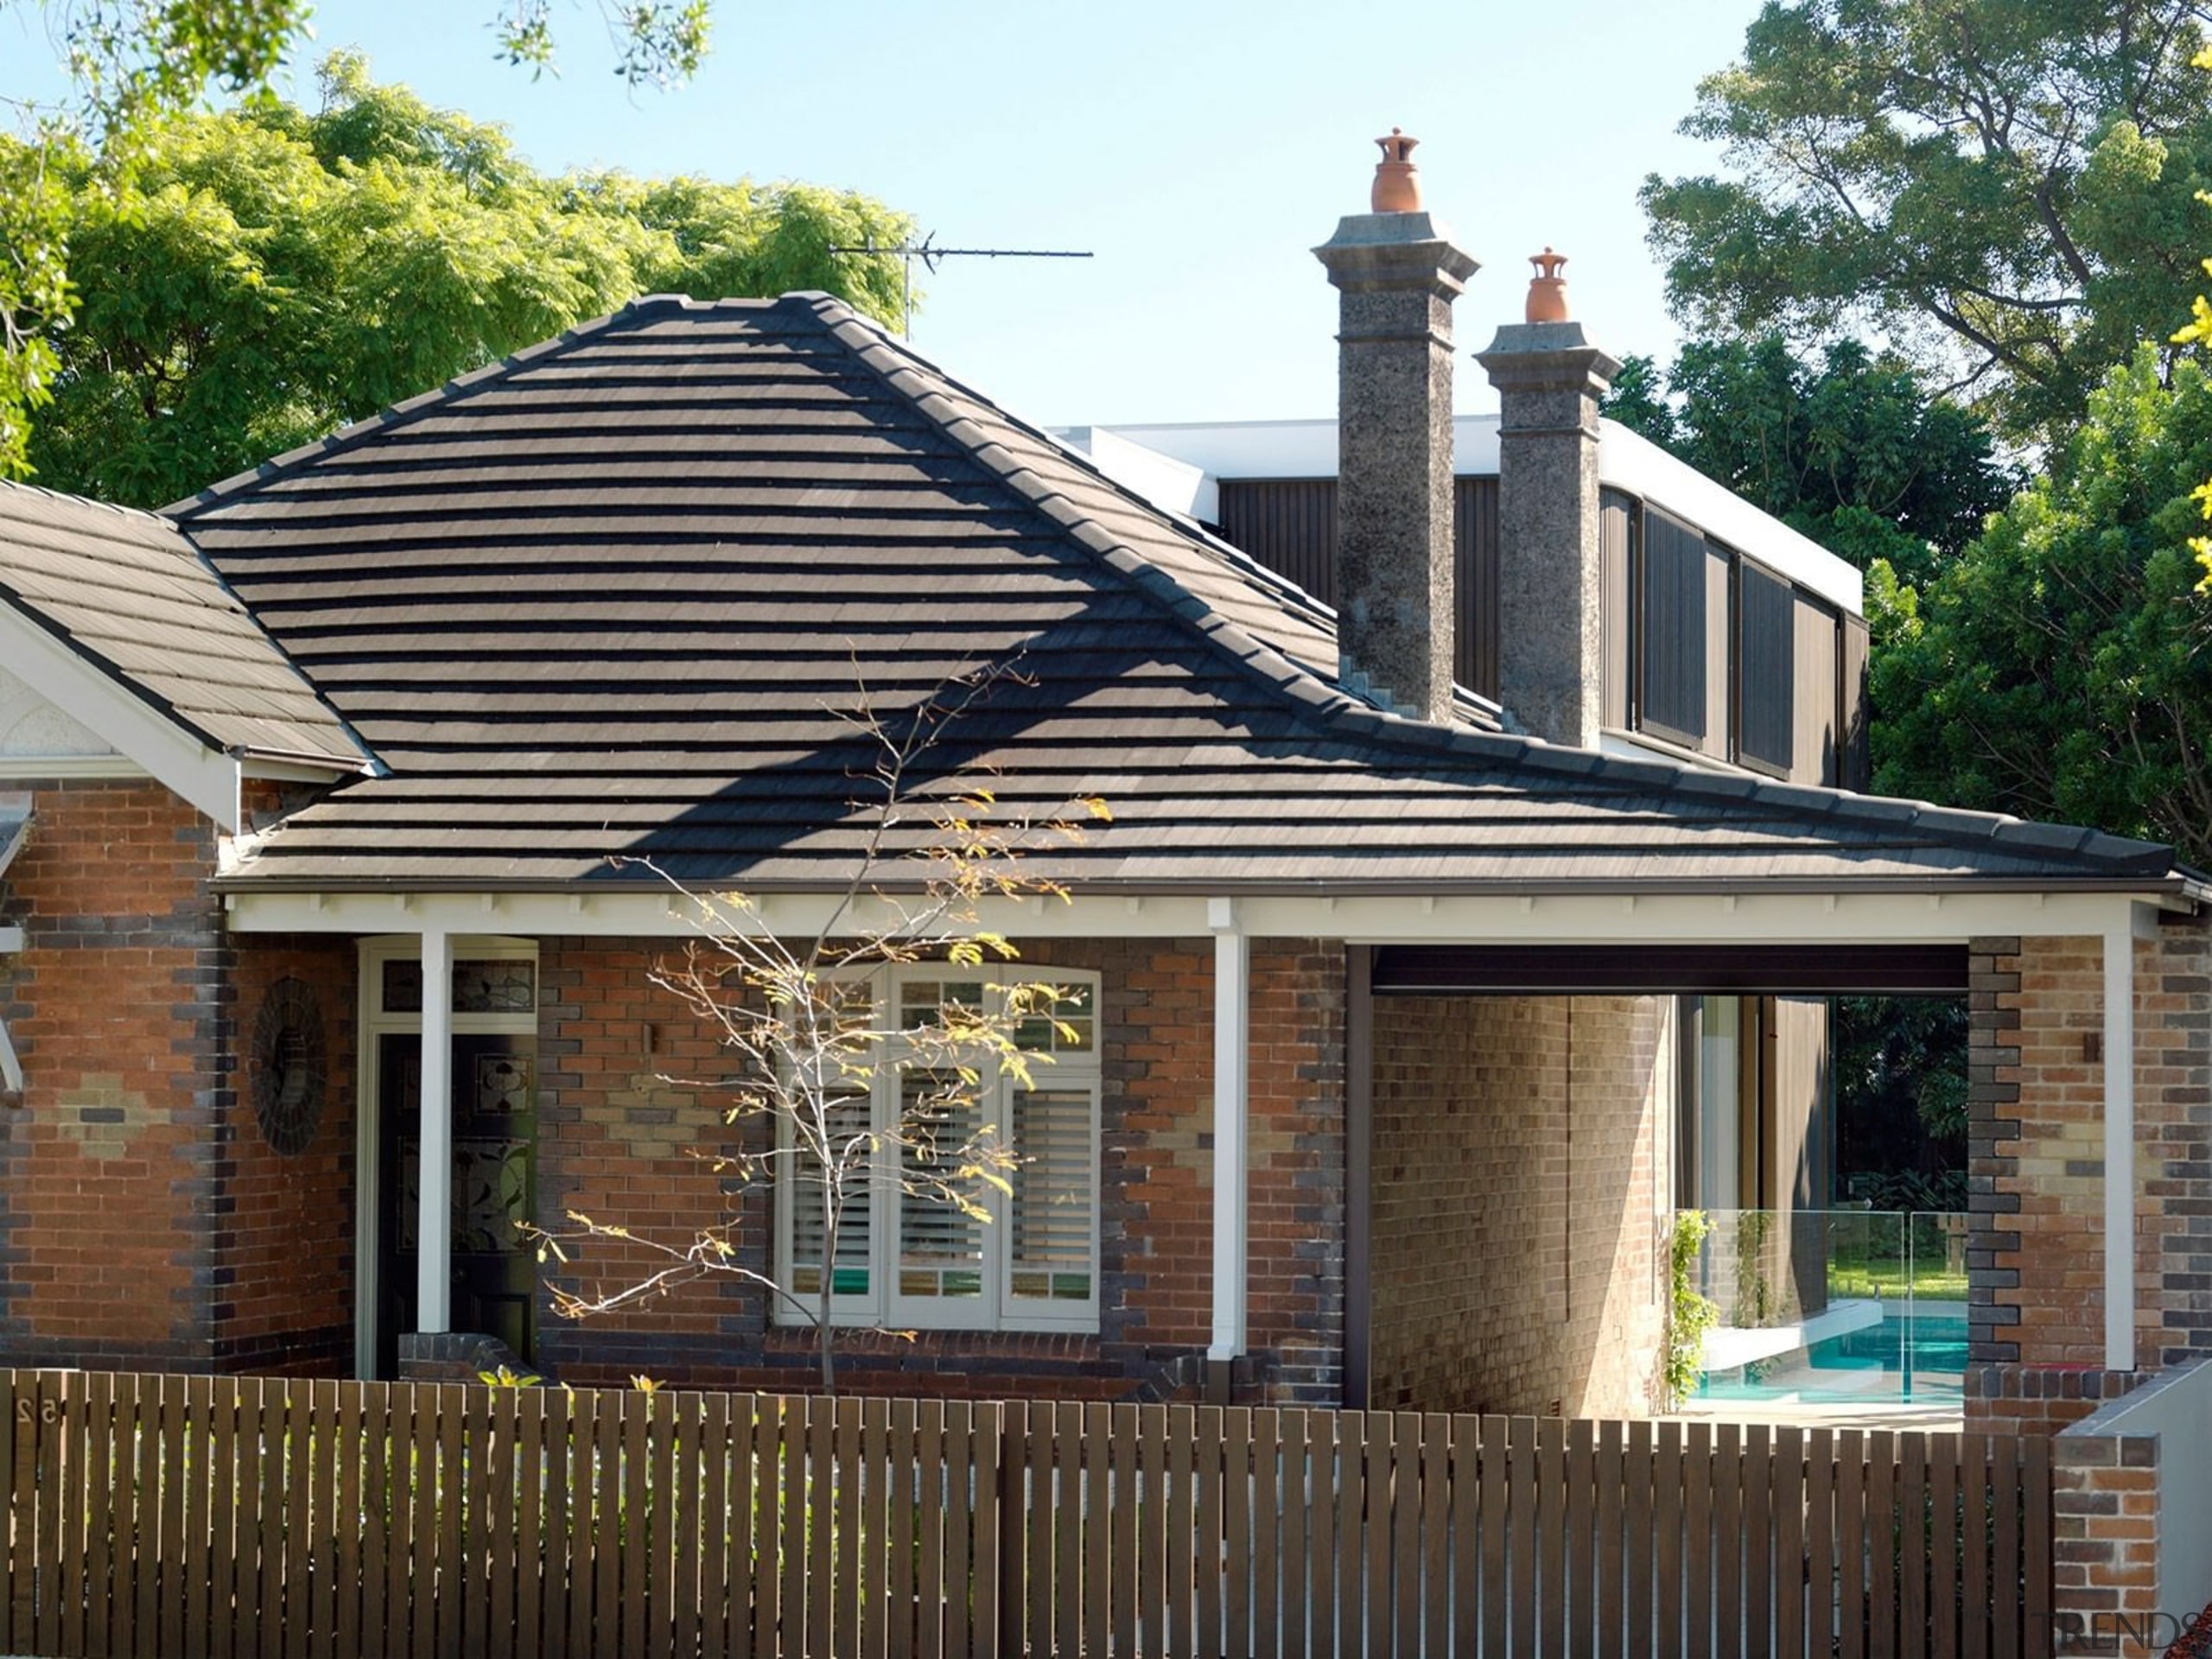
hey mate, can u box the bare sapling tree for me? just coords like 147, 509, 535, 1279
528, 664, 1107, 1392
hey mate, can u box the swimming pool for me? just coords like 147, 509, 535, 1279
1699, 1307, 1968, 1405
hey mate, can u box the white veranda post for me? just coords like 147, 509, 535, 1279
1209, 899, 1249, 1364
416, 927, 454, 1335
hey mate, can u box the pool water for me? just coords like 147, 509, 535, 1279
1699, 1310, 1968, 1405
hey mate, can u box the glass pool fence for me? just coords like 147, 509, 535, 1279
1688, 1209, 1967, 1407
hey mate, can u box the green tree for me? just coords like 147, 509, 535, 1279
1873, 346, 2212, 860
1605, 334, 2015, 593
2185, 48, 2212, 592
1832, 996, 1968, 1186
1, 0, 716, 481
1642, 0, 2212, 440
20, 55, 911, 506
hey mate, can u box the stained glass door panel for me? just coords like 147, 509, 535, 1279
377, 1033, 538, 1375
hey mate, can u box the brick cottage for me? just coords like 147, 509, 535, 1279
0, 142, 2205, 1455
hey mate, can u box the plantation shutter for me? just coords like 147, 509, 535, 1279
896, 1073, 987, 1301
1008, 1088, 1095, 1306
787, 1091, 874, 1298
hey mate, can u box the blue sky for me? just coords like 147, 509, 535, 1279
3, 0, 1764, 427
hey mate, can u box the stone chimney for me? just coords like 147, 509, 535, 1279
1313, 130, 1479, 722
1475, 250, 1620, 749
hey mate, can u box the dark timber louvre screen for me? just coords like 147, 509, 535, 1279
1639, 508, 1707, 746
1214, 477, 1503, 702
1736, 559, 1796, 775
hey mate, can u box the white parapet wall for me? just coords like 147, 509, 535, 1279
2057, 1354, 2212, 1636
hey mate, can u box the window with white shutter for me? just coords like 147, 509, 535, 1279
785, 1090, 874, 1303
775, 968, 1102, 1332
895, 1072, 988, 1308
1007, 1087, 1095, 1307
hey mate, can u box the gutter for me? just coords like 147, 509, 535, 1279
233, 744, 376, 777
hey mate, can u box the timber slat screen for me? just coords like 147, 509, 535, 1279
1, 1370, 2052, 1658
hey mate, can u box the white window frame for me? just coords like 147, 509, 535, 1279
772, 964, 1101, 1335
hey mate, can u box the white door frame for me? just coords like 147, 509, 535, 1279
353, 934, 539, 1380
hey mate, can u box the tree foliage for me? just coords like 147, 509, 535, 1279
17, 54, 912, 505
1604, 334, 2015, 592
14, 0, 308, 133
486, 0, 710, 89
2185, 45, 2212, 591
1872, 345, 2212, 859
1, 0, 722, 482
1833, 995, 1969, 1177
1642, 0, 2212, 439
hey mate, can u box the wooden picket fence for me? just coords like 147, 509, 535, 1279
0, 1369, 2050, 1658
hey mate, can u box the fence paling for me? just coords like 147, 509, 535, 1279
2, 1369, 2052, 1659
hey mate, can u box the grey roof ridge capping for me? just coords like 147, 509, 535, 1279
794, 296, 2184, 884
803, 296, 1389, 730
159, 310, 631, 522
801, 297, 1361, 652
5, 476, 182, 532
801, 296, 1354, 645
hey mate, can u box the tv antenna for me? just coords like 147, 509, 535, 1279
828, 230, 1093, 338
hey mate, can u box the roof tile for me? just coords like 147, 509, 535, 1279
0, 482, 363, 767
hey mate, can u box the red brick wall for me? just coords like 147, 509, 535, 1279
1967, 933, 2182, 1384
1964, 1364, 2148, 1438
0, 781, 360, 1375
531, 939, 752, 1377
2053, 1423, 2168, 1652
530, 936, 1348, 1404
1367, 994, 1670, 1416
0, 779, 224, 1368
218, 937, 356, 1374
1966, 919, 2212, 1435
2139, 921, 2212, 1368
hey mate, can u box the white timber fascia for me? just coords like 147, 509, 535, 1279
0, 604, 240, 830
241, 757, 367, 785
222, 885, 2183, 948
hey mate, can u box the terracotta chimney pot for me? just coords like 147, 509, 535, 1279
1524, 247, 1571, 323
1371, 129, 1422, 213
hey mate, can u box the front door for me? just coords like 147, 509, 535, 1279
364, 944, 540, 1378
